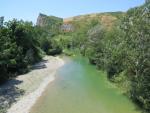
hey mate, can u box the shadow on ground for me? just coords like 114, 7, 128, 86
32, 59, 48, 70
0, 59, 49, 113
0, 79, 25, 113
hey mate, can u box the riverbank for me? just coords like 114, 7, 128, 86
30, 56, 141, 113
0, 56, 64, 113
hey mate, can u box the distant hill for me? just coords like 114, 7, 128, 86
36, 12, 124, 33
63, 12, 125, 30
64, 12, 124, 22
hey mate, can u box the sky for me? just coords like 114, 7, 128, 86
1, 0, 145, 23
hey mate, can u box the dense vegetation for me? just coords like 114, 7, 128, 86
52, 1, 150, 112
0, 20, 42, 82
86, 4, 150, 111
36, 13, 63, 55
119, 3, 150, 111
0, 1, 149, 113
0, 16, 63, 83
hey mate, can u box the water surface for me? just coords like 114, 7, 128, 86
31, 56, 141, 113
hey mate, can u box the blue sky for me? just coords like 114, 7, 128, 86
1, 0, 145, 23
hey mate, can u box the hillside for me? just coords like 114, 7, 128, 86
63, 12, 124, 30
36, 12, 124, 33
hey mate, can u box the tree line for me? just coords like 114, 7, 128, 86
54, 1, 150, 112
0, 19, 63, 83
0, 1, 149, 112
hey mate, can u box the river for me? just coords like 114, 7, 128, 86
30, 56, 141, 113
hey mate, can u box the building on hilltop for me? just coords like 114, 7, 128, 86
60, 23, 74, 32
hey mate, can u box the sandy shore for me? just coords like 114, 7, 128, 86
0, 56, 64, 113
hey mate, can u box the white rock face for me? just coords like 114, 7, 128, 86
36, 13, 63, 27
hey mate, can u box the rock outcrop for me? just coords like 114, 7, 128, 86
36, 13, 63, 35
36, 13, 63, 28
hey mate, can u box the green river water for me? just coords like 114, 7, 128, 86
30, 56, 141, 113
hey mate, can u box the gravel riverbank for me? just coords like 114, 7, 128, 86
0, 56, 64, 113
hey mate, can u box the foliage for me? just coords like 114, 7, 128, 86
57, 1, 150, 112
121, 3, 150, 111
77, 2, 150, 112
46, 37, 63, 55
36, 13, 64, 55
0, 2, 149, 112
0, 20, 42, 83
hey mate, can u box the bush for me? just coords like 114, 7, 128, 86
48, 46, 62, 55
0, 20, 42, 83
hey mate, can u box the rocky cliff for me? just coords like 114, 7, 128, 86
36, 13, 63, 28
36, 13, 63, 35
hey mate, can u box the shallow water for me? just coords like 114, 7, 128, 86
30, 56, 141, 113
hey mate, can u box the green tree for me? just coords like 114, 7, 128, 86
0, 20, 42, 83
120, 3, 150, 111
